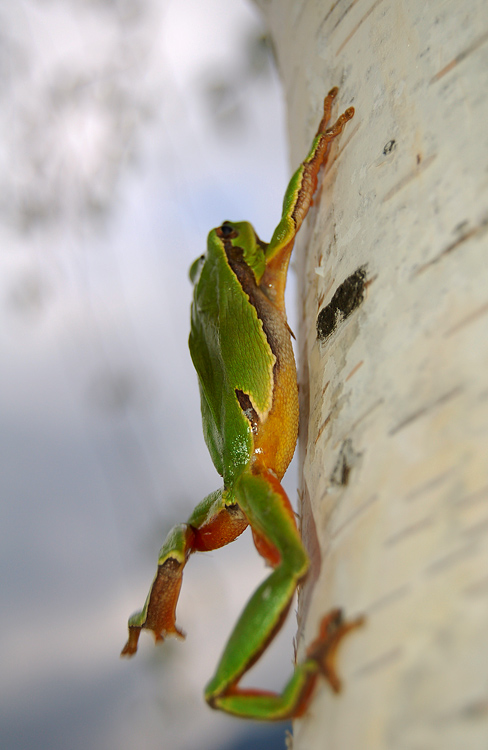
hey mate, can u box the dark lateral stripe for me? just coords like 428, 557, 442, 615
222, 240, 282, 367
235, 388, 259, 431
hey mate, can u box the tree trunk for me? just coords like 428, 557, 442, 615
256, 1, 488, 748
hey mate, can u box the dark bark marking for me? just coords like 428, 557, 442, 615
316, 266, 367, 341
330, 438, 362, 487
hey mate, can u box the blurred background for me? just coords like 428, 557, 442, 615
0, 1, 302, 748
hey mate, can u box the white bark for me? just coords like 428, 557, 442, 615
256, 1, 488, 748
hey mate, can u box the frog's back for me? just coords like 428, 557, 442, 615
189, 224, 298, 488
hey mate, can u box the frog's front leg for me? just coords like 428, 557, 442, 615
262, 87, 355, 310
121, 489, 248, 656
204, 470, 363, 720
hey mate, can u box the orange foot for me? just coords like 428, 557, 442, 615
307, 608, 365, 692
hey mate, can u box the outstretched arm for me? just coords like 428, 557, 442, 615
261, 88, 354, 310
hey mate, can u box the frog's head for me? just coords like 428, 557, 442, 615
188, 223, 240, 286
211, 221, 267, 283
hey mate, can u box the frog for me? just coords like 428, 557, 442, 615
121, 87, 362, 721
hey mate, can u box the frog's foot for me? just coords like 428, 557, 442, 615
121, 620, 185, 657
120, 556, 186, 657
120, 626, 141, 657
306, 608, 365, 693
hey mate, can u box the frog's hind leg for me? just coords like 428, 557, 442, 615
204, 469, 310, 719
121, 488, 248, 656
204, 469, 362, 720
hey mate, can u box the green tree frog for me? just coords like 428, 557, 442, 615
122, 87, 362, 721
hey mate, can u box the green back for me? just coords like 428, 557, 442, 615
188, 222, 275, 487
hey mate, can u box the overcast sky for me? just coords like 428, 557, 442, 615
0, 1, 301, 749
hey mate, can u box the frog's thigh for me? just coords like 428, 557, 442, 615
237, 469, 307, 570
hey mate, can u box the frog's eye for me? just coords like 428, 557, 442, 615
189, 254, 206, 284
217, 222, 238, 240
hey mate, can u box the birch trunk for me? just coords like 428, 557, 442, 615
256, 1, 488, 748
